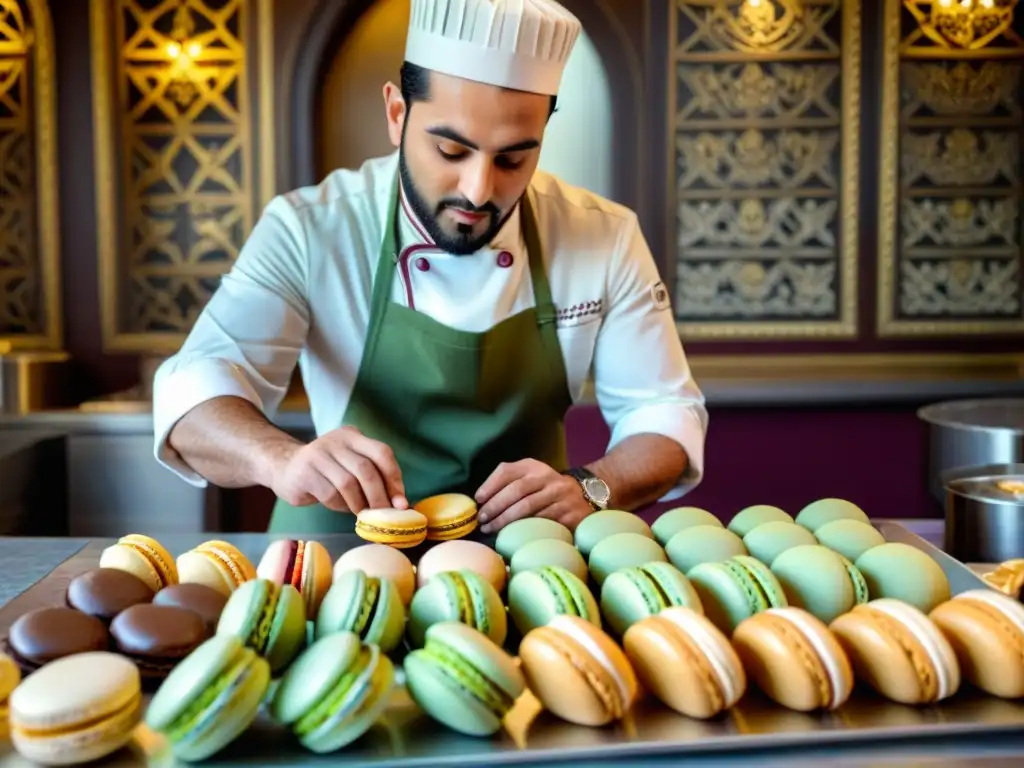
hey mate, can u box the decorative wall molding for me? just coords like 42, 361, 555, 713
667, 0, 860, 339
878, 0, 1024, 336
90, 0, 275, 352
0, 0, 62, 350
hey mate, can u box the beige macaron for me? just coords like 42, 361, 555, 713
415, 539, 507, 593
333, 544, 417, 605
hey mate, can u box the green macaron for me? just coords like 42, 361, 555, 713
665, 525, 747, 573
507, 565, 600, 635
146, 634, 271, 761
651, 506, 722, 546
687, 555, 788, 634
404, 621, 525, 737
814, 519, 886, 562
270, 631, 395, 753
216, 578, 306, 674
854, 542, 951, 613
314, 570, 406, 653
509, 538, 588, 582
728, 505, 793, 538
494, 518, 574, 560
587, 532, 667, 586
574, 510, 654, 559
795, 498, 870, 532
770, 544, 869, 624
600, 562, 703, 637
408, 569, 507, 648
743, 521, 817, 566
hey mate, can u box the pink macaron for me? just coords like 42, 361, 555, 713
257, 539, 333, 619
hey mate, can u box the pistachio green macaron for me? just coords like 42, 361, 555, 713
507, 565, 600, 635
770, 544, 869, 624
651, 507, 722, 546
587, 532, 667, 586
574, 510, 654, 559
314, 570, 406, 653
814, 519, 886, 562
743, 521, 817, 566
666, 525, 747, 573
216, 578, 306, 674
508, 538, 588, 582
795, 498, 870, 532
854, 542, 951, 613
408, 569, 507, 648
687, 555, 788, 634
494, 518, 574, 561
728, 505, 793, 538
600, 562, 703, 637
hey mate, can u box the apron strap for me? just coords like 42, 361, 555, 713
362, 172, 404, 369
521, 190, 558, 328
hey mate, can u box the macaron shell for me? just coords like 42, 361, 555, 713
509, 538, 588, 582
266, 584, 308, 672
99, 543, 166, 593
333, 544, 416, 605
355, 509, 429, 548
728, 505, 793, 538
0, 652, 20, 701
795, 498, 870, 532
300, 541, 334, 619
117, 534, 179, 587
742, 522, 817, 566
770, 545, 857, 624
270, 633, 362, 726
407, 571, 507, 648
574, 510, 654, 559
651, 507, 723, 545
930, 590, 1024, 699
195, 541, 257, 585
813, 519, 886, 561
416, 540, 507, 593
855, 543, 951, 613
494, 518, 574, 560
588, 532, 667, 586
600, 563, 702, 637
665, 526, 747, 573
507, 567, 600, 635
177, 550, 243, 597
414, 493, 479, 540
8, 607, 110, 668
424, 622, 525, 702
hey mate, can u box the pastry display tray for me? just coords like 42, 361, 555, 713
0, 521, 1023, 767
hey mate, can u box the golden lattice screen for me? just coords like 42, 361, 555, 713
0, 0, 60, 350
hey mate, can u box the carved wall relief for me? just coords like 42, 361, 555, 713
669, 0, 860, 338
878, 0, 1024, 335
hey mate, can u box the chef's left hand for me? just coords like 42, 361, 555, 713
475, 459, 592, 534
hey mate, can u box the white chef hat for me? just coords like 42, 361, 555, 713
404, 0, 582, 97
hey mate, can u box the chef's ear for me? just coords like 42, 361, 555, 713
383, 82, 406, 149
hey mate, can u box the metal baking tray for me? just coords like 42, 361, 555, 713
0, 523, 1021, 766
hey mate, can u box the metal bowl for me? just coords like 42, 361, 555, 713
942, 462, 1024, 563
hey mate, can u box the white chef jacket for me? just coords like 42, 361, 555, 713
152, 151, 707, 501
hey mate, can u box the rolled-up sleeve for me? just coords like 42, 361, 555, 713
592, 213, 708, 500
152, 196, 311, 485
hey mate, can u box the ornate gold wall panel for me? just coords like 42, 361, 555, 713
0, 0, 61, 350
668, 0, 860, 338
91, 0, 275, 352
878, 0, 1024, 336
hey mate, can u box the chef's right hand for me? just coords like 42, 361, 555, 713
270, 426, 408, 514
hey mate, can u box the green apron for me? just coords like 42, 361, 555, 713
267, 174, 572, 534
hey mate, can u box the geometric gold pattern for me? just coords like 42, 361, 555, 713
877, 0, 1024, 335
0, 0, 62, 349
91, 0, 274, 351
668, 0, 860, 339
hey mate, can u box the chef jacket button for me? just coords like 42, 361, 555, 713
497, 251, 514, 268
415, 257, 430, 272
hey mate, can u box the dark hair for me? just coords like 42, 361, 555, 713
399, 61, 558, 117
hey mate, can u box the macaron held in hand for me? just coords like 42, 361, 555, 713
414, 493, 480, 540
216, 578, 307, 674
354, 508, 429, 549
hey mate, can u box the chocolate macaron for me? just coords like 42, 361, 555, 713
109, 604, 206, 679
67, 567, 155, 622
6, 607, 109, 671
153, 583, 228, 637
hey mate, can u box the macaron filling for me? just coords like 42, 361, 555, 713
438, 573, 490, 636
294, 646, 378, 737
956, 589, 1024, 629
122, 538, 173, 584
547, 616, 631, 710
868, 599, 957, 700
841, 558, 870, 604
289, 542, 306, 589
415, 638, 514, 717
658, 610, 741, 706
767, 608, 849, 708
350, 578, 381, 637
201, 546, 247, 587
12, 691, 140, 741
249, 585, 281, 654
429, 512, 478, 537
165, 652, 255, 745
723, 559, 781, 612
537, 568, 589, 617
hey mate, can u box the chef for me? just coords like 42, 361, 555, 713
152, 0, 707, 535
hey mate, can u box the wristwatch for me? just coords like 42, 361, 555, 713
562, 467, 611, 511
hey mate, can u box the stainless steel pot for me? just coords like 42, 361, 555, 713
942, 463, 1024, 563
919, 398, 1024, 504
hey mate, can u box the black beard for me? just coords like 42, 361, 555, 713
398, 146, 517, 256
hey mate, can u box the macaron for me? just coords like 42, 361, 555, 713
216, 578, 307, 674
0, 652, 21, 731
270, 632, 396, 751
153, 583, 229, 637
830, 598, 960, 705
855, 542, 951, 613
257, 538, 334, 619
687, 555, 788, 635
623, 607, 746, 719
508, 538, 588, 582
176, 540, 257, 597
315, 570, 406, 653
588, 532, 667, 586
416, 539, 507, 593
574, 509, 654, 559
507, 565, 601, 635
110, 604, 207, 678
728, 505, 793, 538
7, 607, 110, 670
651, 506, 722, 546
414, 493, 479, 540
146, 634, 271, 761
733, 607, 853, 712
66, 567, 155, 622
9, 652, 142, 766
813, 519, 886, 562
600, 562, 703, 637
405, 621, 525, 736
665, 525, 747, 573
770, 544, 869, 624
519, 615, 639, 727
494, 517, 573, 560
742, 521, 817, 566
355, 507, 428, 548
333, 544, 416, 606
795, 498, 870, 532
408, 569, 507, 648
99, 534, 178, 592
930, 589, 1024, 699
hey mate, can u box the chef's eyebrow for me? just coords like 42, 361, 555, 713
425, 126, 540, 153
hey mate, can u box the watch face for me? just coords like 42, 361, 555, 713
583, 476, 611, 505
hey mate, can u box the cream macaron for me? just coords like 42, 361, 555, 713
333, 544, 417, 606
415, 539, 507, 594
